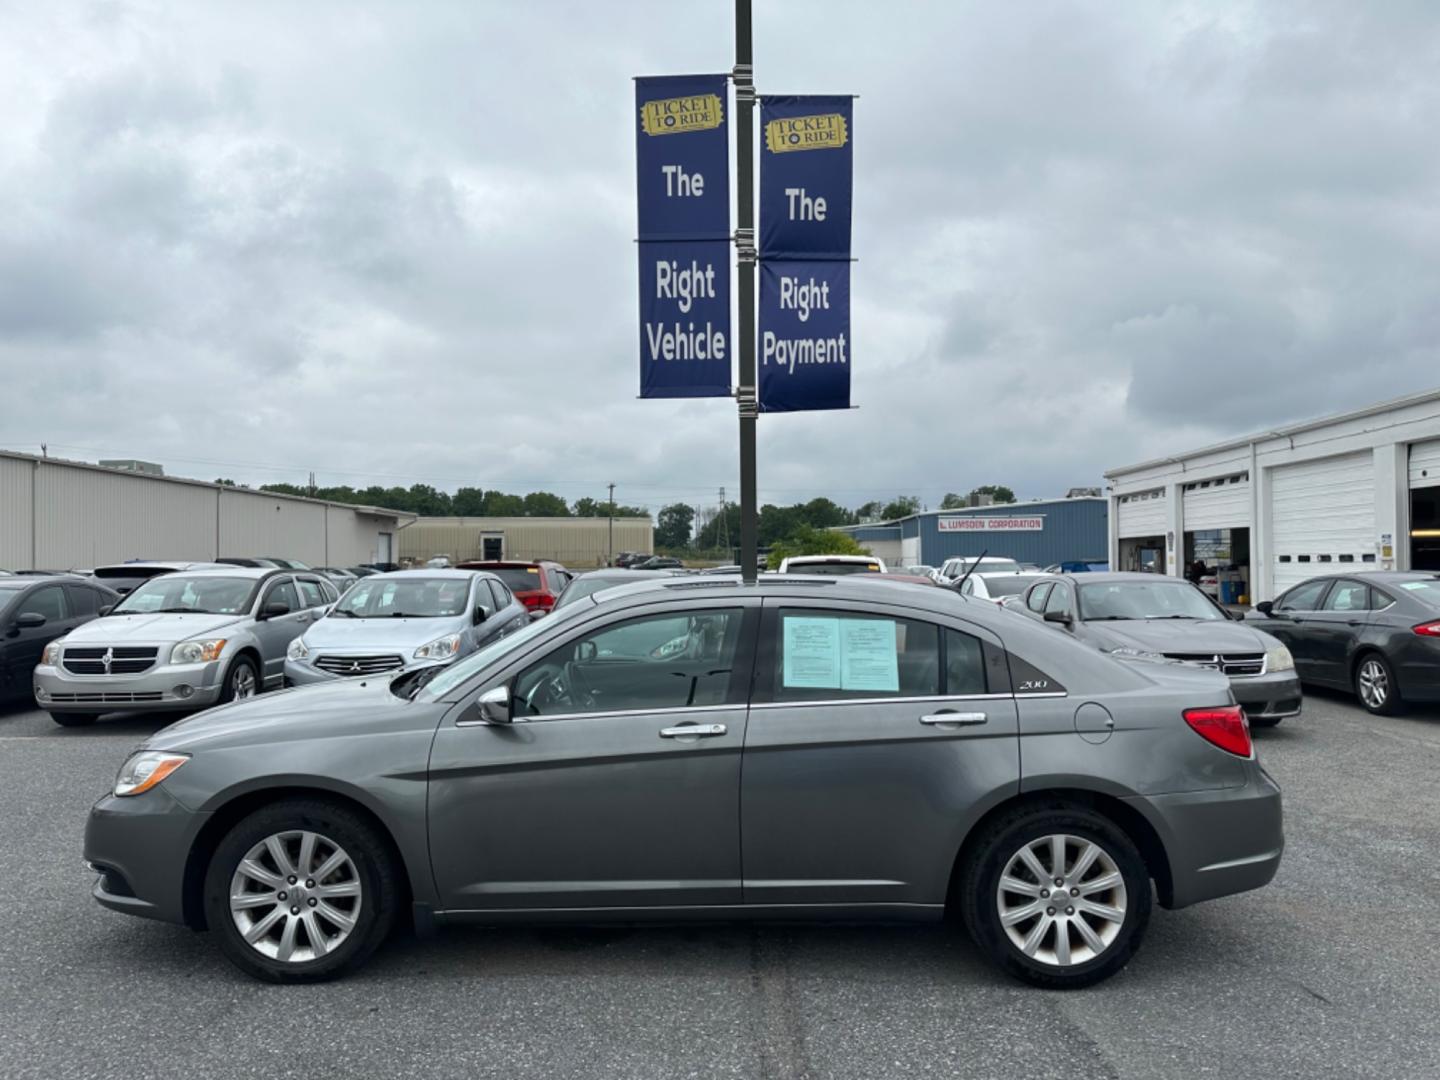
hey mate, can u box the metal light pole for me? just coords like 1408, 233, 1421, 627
607, 481, 615, 564
734, 0, 759, 583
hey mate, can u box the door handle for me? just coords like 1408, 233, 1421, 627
920, 712, 987, 726
659, 723, 727, 739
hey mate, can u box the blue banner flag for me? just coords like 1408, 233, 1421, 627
635, 75, 731, 242
759, 95, 853, 260
636, 74, 732, 397
639, 240, 732, 399
758, 260, 849, 413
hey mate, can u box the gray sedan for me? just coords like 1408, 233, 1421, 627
1015, 572, 1302, 726
84, 575, 1282, 987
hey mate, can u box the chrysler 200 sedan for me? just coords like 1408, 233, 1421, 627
84, 575, 1282, 987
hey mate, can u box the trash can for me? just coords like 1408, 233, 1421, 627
1220, 579, 1242, 605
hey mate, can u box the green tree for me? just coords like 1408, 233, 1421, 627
655, 503, 695, 548
940, 492, 966, 509
522, 491, 570, 517
481, 490, 525, 516
969, 484, 1016, 504
881, 495, 921, 520
855, 500, 884, 521
695, 504, 741, 550
451, 486, 487, 516
802, 496, 854, 528
766, 525, 869, 569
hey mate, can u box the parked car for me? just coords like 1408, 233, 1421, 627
346, 566, 379, 578
1016, 572, 1300, 727
314, 567, 358, 590
551, 568, 690, 611
33, 567, 337, 726
262, 558, 312, 570
216, 558, 283, 568
1042, 562, 1110, 574
937, 556, 1022, 583
425, 556, 453, 569
284, 570, 527, 686
455, 561, 571, 616
631, 556, 685, 570
612, 551, 647, 568
777, 554, 885, 574
90, 561, 229, 597
83, 573, 1281, 986
362, 562, 402, 573
0, 575, 119, 708
14, 568, 87, 577
1246, 571, 1440, 715
699, 564, 742, 575
956, 572, 1044, 606
895, 564, 936, 577
868, 572, 939, 587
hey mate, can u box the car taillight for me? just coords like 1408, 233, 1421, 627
520, 593, 553, 610
1183, 705, 1252, 758
1413, 621, 1440, 637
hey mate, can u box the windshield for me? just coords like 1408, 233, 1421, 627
789, 561, 881, 576
978, 574, 1039, 597
334, 577, 471, 618
418, 602, 588, 699
489, 567, 545, 592
1078, 581, 1224, 621
113, 575, 258, 615
959, 559, 1022, 575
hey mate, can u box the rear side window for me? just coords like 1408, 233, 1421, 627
489, 581, 511, 611
296, 579, 326, 608
67, 585, 101, 616
1323, 581, 1370, 612
1044, 583, 1073, 616
1370, 586, 1396, 610
944, 629, 987, 695
773, 609, 941, 702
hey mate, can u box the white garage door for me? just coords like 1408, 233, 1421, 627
1409, 439, 1440, 490
1271, 452, 1375, 594
1117, 489, 1166, 538
1182, 473, 1251, 531
900, 535, 920, 566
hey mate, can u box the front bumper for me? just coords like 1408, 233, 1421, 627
34, 660, 225, 714
1228, 669, 1302, 720
283, 654, 448, 687
85, 788, 209, 926
1131, 762, 1283, 909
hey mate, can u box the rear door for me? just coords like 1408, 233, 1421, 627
740, 598, 1019, 908
1306, 578, 1373, 687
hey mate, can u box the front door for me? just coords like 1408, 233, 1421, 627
1267, 578, 1333, 682
3, 585, 77, 701
741, 600, 1020, 908
481, 534, 503, 561
427, 602, 758, 911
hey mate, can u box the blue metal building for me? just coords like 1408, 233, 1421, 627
837, 497, 1108, 569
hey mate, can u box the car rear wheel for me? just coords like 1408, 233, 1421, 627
961, 806, 1151, 989
203, 799, 399, 983
48, 712, 99, 727
1355, 652, 1404, 716
219, 656, 259, 704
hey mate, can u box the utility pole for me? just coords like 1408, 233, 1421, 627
734, 0, 758, 583
607, 482, 616, 564
718, 486, 730, 556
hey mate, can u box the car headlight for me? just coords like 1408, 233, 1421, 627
42, 638, 66, 666
1107, 646, 1167, 663
413, 633, 462, 661
114, 751, 189, 797
287, 636, 310, 662
170, 639, 227, 665
1265, 643, 1295, 672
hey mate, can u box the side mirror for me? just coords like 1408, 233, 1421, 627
477, 685, 511, 725
261, 601, 291, 620
473, 606, 488, 626
1043, 610, 1072, 626
15, 612, 46, 629
575, 640, 597, 662
98, 605, 114, 617
1255, 601, 1274, 617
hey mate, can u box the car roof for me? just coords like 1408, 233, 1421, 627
92, 560, 229, 572
1041, 571, 1194, 584
167, 566, 281, 579
586, 573, 1001, 618
784, 555, 877, 563
364, 569, 487, 582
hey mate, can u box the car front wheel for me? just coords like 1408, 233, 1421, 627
219, 656, 260, 704
961, 806, 1152, 989
203, 799, 399, 983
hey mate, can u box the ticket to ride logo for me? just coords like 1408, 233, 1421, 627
765, 113, 848, 153
641, 94, 724, 135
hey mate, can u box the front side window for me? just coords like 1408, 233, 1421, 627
1026, 583, 1053, 613
1044, 583, 1073, 617
23, 586, 68, 622
114, 575, 257, 615
1323, 581, 1371, 612
1278, 579, 1329, 612
263, 580, 301, 613
773, 609, 941, 702
514, 607, 744, 717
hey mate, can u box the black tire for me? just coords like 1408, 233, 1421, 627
1354, 651, 1404, 716
49, 712, 99, 727
961, 804, 1152, 989
1248, 715, 1283, 729
218, 655, 260, 704
203, 798, 399, 983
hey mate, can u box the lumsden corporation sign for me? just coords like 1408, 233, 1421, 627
938, 515, 1045, 532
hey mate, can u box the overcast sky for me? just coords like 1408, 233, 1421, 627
2, 1, 1437, 514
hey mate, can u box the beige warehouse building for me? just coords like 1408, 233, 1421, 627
400, 516, 653, 567
0, 451, 412, 570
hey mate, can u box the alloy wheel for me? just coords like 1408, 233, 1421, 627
231, 665, 257, 700
1357, 659, 1388, 710
996, 833, 1128, 967
229, 830, 362, 963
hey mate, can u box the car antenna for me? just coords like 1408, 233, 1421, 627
953, 549, 987, 594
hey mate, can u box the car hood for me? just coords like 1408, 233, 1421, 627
64, 611, 244, 643
147, 676, 409, 752
1084, 618, 1274, 655
301, 614, 464, 650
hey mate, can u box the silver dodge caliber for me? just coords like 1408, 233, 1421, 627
83, 575, 1282, 987
35, 567, 335, 726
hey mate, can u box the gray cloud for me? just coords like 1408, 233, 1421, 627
1, 0, 1438, 514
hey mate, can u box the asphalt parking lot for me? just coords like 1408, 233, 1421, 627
1, 692, 1437, 1080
